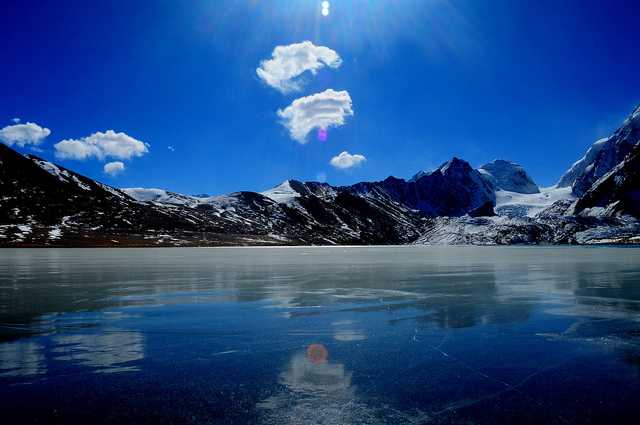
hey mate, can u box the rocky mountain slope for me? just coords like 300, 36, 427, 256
558, 105, 640, 196
574, 141, 640, 218
353, 158, 496, 217
1, 105, 639, 246
0, 144, 210, 246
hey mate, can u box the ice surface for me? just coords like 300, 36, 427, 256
1, 247, 640, 424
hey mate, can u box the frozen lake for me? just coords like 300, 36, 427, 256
1, 246, 640, 424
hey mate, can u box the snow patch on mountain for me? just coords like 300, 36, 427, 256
30, 156, 91, 191
557, 137, 610, 189
97, 183, 127, 199
414, 215, 548, 245
408, 170, 428, 182
558, 105, 640, 196
574, 217, 640, 244
122, 188, 200, 207
479, 159, 539, 194
261, 180, 299, 205
495, 186, 574, 218
573, 139, 640, 218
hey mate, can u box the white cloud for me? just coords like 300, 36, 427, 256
257, 41, 342, 93
11, 118, 20, 123
167, 145, 175, 152
103, 161, 125, 176
278, 89, 353, 143
54, 130, 149, 161
330, 151, 366, 169
0, 122, 51, 147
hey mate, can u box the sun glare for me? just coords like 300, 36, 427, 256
321, 1, 330, 16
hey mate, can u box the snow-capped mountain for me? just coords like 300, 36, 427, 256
260, 180, 338, 205
479, 159, 540, 194
558, 105, 640, 196
1, 105, 639, 246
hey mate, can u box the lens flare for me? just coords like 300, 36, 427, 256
306, 344, 328, 364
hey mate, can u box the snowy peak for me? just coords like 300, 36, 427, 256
479, 159, 539, 194
558, 104, 640, 196
261, 179, 337, 204
410, 158, 476, 182
409, 170, 428, 182
260, 180, 302, 205
436, 157, 473, 176
409, 158, 472, 182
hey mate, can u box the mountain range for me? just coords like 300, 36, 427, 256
1, 105, 639, 246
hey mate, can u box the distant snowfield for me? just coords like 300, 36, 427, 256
495, 185, 574, 217
121, 187, 273, 227
122, 188, 181, 203
123, 187, 232, 207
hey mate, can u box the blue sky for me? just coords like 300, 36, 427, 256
1, 0, 639, 194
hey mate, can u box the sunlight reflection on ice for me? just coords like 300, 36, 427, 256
0, 340, 46, 377
257, 350, 365, 423
52, 330, 144, 374
258, 348, 428, 424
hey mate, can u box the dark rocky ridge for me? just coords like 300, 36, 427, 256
0, 144, 195, 231
347, 158, 496, 217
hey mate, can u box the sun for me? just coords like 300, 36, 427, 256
321, 1, 330, 17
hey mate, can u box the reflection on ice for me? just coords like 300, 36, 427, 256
259, 346, 428, 424
331, 320, 367, 341
52, 330, 144, 373
258, 348, 369, 424
281, 350, 352, 394
333, 330, 367, 342
0, 340, 46, 377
